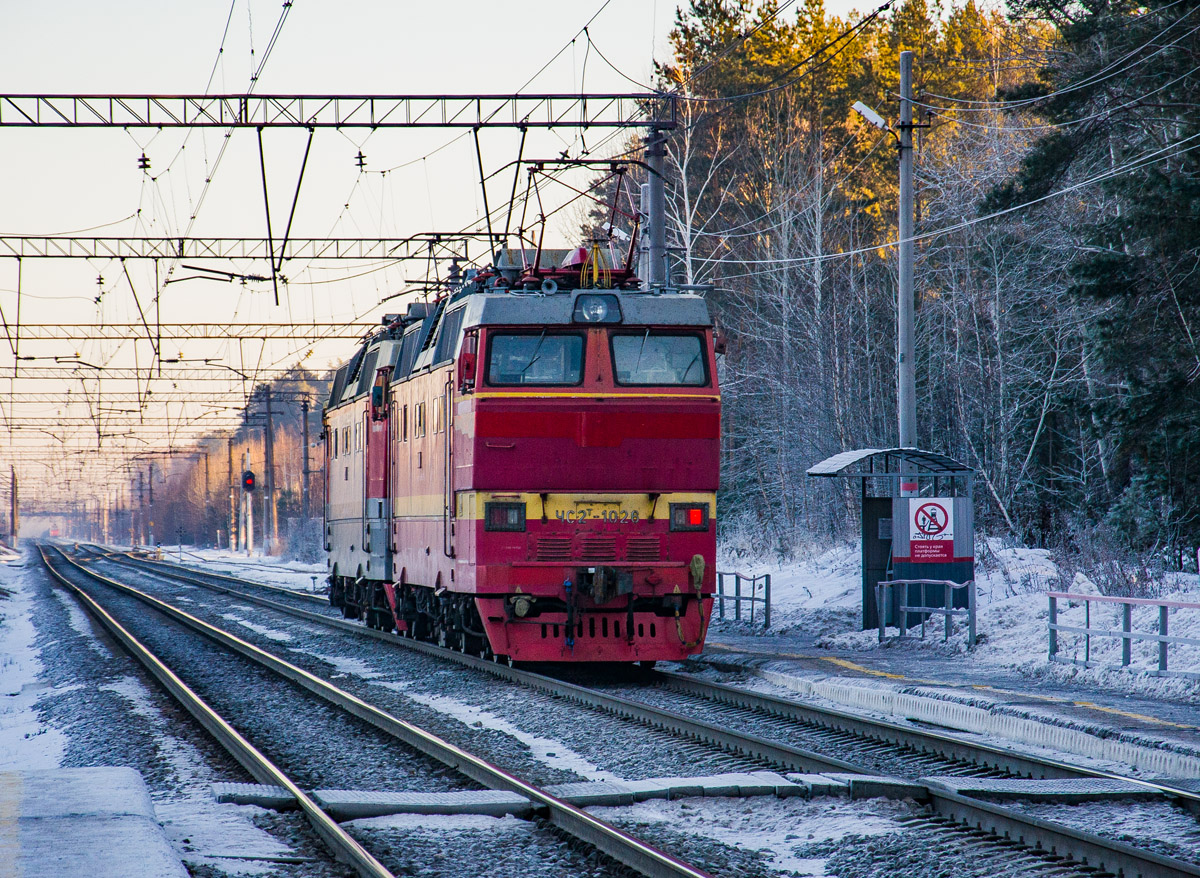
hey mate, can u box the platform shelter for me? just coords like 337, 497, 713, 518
807, 448, 974, 630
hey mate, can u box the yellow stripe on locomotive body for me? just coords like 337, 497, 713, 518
455, 491, 715, 522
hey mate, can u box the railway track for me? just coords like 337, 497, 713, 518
40, 546, 714, 878
79, 547, 1200, 878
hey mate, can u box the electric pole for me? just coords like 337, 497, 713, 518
898, 50, 917, 452
9, 466, 17, 548
228, 437, 236, 551
644, 128, 667, 289
897, 50, 919, 499
264, 387, 278, 553
147, 463, 154, 545
301, 395, 311, 519
202, 451, 210, 547
137, 469, 145, 546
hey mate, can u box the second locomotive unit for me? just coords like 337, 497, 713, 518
324, 246, 720, 662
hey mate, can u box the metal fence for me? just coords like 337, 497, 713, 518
874, 579, 976, 647
715, 571, 771, 628
1047, 591, 1200, 679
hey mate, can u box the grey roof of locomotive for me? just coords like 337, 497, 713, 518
326, 288, 712, 411
455, 289, 711, 329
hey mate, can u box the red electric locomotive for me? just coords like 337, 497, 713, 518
323, 247, 720, 662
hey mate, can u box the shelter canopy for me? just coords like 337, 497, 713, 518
807, 447, 972, 479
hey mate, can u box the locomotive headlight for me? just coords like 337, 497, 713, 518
573, 293, 621, 324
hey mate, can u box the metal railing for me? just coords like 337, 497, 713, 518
1048, 591, 1200, 679
715, 571, 771, 628
875, 579, 976, 647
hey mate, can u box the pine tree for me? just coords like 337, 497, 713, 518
989, 0, 1200, 552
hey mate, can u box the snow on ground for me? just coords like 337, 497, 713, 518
0, 562, 67, 769
590, 795, 907, 878
219, 611, 294, 642
175, 546, 327, 593
716, 539, 1200, 700
100, 675, 295, 876
374, 680, 623, 782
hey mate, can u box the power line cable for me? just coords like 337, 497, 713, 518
716, 125, 1200, 269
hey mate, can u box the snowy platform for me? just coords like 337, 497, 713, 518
1, 767, 187, 878
924, 776, 1164, 802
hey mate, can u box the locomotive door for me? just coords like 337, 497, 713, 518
442, 377, 455, 558
365, 366, 393, 578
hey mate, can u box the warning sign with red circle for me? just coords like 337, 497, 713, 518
910, 498, 954, 562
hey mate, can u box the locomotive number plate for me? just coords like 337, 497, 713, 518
555, 507, 640, 523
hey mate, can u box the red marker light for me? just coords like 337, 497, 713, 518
688, 507, 703, 526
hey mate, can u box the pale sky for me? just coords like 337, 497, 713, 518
0, 0, 853, 508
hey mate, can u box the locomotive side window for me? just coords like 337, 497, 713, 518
432, 307, 465, 365
611, 332, 708, 386
401, 404, 408, 441
355, 347, 380, 397
396, 330, 421, 379
486, 332, 584, 386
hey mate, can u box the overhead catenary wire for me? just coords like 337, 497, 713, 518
714, 125, 1200, 273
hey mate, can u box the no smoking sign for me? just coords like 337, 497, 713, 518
909, 498, 954, 562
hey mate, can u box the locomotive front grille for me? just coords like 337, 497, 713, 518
536, 537, 572, 562
625, 536, 662, 562
579, 535, 617, 561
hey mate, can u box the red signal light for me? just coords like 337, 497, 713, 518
242, 470, 256, 492
670, 503, 709, 532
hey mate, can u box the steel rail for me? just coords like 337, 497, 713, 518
35, 546, 395, 878
651, 670, 1200, 802
102, 550, 1200, 878
48, 547, 714, 878
103, 552, 1200, 797
117, 553, 1194, 788
103, 551, 864, 774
